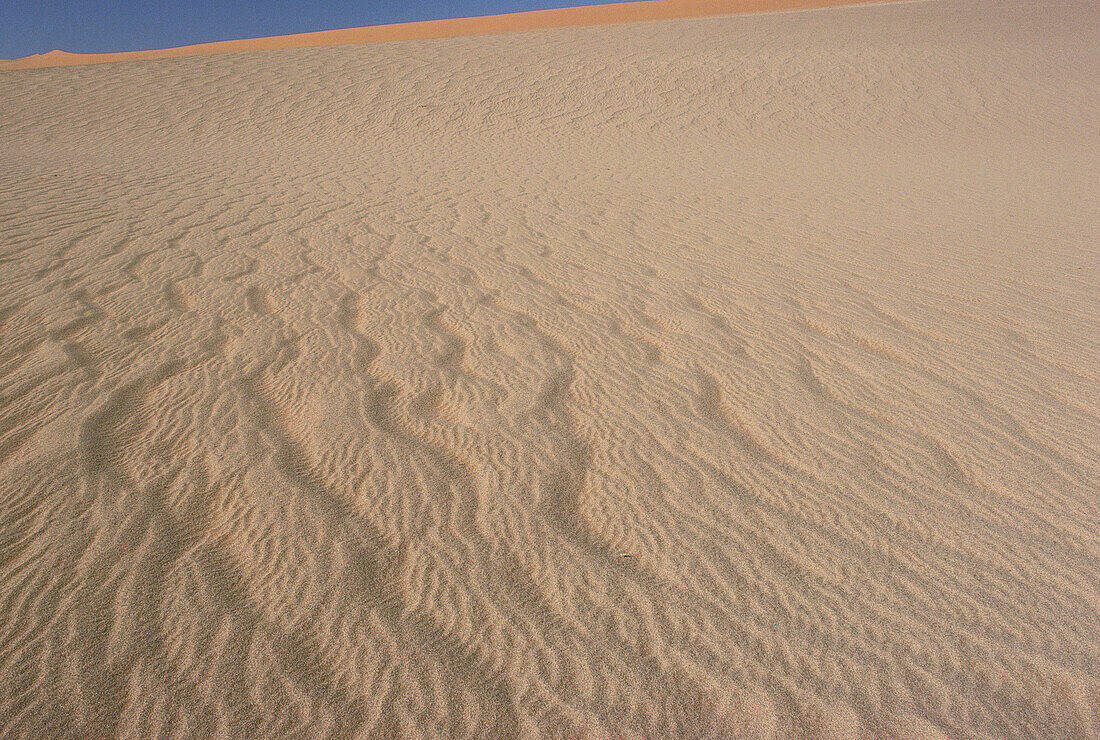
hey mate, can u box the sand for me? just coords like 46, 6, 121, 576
1, 0, 1098, 736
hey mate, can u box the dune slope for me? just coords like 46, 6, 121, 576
1, 0, 1098, 736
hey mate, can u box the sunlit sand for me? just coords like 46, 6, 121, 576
1, 0, 1097, 735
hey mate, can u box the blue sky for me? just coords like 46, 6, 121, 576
0, 0, 648, 59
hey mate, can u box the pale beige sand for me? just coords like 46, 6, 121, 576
0, 0, 886, 70
1, 0, 1099, 736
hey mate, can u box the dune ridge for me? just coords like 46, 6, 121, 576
1, 0, 1098, 736
1, 0, 888, 70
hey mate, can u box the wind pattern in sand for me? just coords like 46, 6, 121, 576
0, 0, 1098, 736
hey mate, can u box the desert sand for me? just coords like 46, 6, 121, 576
1, 0, 1099, 736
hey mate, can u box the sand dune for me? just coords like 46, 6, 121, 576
0, 0, 888, 70
1, 0, 1099, 736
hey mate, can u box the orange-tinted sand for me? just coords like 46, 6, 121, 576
2, 0, 883, 70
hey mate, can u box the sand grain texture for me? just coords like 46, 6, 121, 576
1, 0, 1099, 736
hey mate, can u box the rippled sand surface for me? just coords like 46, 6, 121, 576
1, 0, 1098, 736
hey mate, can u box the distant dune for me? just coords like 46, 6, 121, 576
2, 0, 885, 69
1, 0, 1098, 736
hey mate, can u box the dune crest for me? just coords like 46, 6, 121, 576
2, 0, 887, 70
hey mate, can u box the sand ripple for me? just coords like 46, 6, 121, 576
1, 0, 1098, 736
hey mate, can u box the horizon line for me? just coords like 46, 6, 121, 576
1, 0, 885, 71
